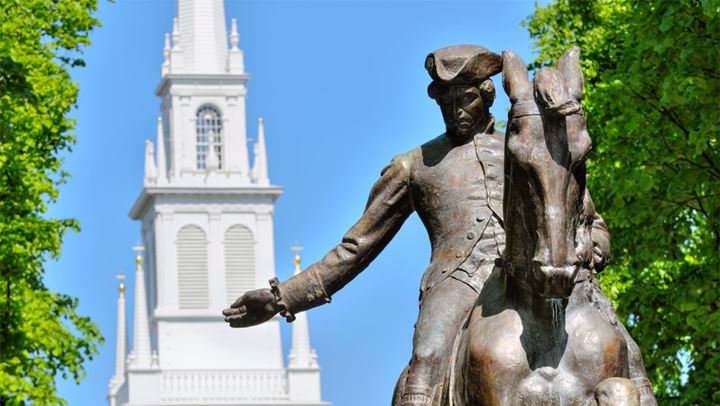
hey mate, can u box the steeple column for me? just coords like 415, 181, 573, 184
223, 93, 250, 177
177, 96, 194, 175
156, 117, 167, 183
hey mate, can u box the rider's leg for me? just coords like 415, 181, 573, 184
399, 277, 478, 406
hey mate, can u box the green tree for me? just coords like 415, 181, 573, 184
0, 0, 102, 404
524, 0, 719, 403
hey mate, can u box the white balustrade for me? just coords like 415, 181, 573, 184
159, 369, 289, 403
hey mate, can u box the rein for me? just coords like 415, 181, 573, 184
509, 99, 582, 119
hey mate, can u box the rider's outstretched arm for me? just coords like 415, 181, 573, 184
273, 153, 415, 320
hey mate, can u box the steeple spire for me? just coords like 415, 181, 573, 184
174, 0, 229, 74
128, 246, 153, 370
288, 245, 318, 369
252, 117, 269, 185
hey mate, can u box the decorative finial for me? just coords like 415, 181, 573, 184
132, 244, 145, 265
151, 350, 160, 369
252, 117, 269, 185
230, 18, 239, 50
162, 33, 171, 76
163, 33, 170, 55
291, 244, 303, 274
172, 17, 180, 48
116, 274, 126, 295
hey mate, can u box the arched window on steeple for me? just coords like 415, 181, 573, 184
195, 105, 223, 170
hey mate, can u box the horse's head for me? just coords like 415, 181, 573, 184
501, 47, 593, 299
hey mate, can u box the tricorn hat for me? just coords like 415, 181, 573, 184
425, 45, 502, 85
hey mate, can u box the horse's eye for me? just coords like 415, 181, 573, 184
508, 120, 519, 134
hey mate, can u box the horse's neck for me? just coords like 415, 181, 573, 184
502, 179, 534, 267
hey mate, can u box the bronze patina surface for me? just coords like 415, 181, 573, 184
223, 45, 655, 406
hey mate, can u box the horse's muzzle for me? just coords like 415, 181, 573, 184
531, 264, 578, 299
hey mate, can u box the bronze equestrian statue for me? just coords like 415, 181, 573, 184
222, 45, 655, 405
441, 48, 655, 405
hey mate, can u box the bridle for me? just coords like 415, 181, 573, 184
501, 97, 593, 288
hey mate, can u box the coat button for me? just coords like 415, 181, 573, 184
442, 267, 449, 274
455, 251, 463, 258
476, 215, 485, 222
467, 231, 475, 240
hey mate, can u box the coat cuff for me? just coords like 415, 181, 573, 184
270, 268, 331, 322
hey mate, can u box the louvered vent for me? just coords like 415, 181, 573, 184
225, 225, 255, 303
177, 225, 209, 309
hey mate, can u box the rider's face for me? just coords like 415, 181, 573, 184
437, 85, 485, 138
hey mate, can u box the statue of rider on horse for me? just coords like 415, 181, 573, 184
223, 44, 656, 406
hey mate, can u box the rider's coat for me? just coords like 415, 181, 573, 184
296, 121, 507, 307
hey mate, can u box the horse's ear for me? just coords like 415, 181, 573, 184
557, 46, 583, 101
502, 50, 531, 103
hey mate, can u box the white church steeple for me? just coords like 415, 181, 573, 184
119, 2, 328, 405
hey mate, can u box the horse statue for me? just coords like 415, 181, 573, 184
440, 48, 655, 406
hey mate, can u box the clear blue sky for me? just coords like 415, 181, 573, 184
46, 1, 540, 404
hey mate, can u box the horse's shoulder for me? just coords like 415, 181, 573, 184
468, 302, 524, 347
566, 304, 627, 354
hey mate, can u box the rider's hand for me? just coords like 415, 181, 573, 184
222, 288, 280, 328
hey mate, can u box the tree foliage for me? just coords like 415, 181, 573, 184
0, 0, 102, 404
524, 0, 719, 403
